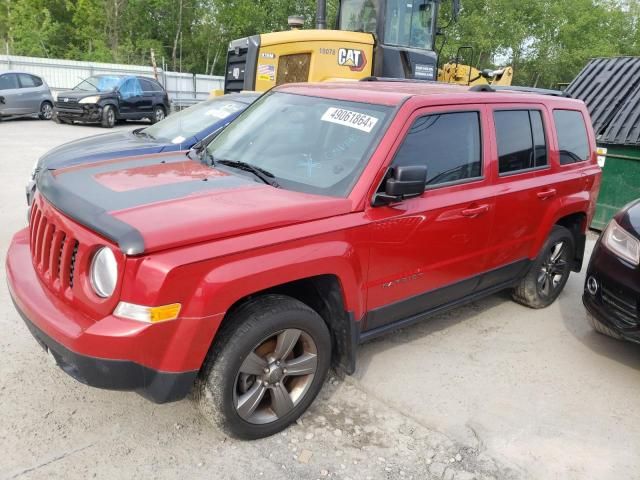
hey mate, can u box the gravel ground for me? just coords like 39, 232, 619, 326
1, 118, 639, 480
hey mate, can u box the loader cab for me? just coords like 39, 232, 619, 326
337, 0, 440, 80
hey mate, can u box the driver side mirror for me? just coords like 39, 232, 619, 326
373, 165, 427, 206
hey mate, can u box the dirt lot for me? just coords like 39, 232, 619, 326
1, 119, 639, 480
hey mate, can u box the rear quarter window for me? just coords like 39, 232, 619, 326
553, 109, 590, 165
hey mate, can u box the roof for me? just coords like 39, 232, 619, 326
277, 80, 583, 107
566, 56, 640, 145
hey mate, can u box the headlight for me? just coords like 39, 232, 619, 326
79, 95, 100, 104
90, 247, 118, 297
602, 219, 640, 265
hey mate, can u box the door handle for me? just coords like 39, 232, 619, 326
461, 204, 490, 217
537, 188, 557, 200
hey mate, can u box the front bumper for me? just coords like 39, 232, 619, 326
54, 103, 103, 122
583, 241, 640, 344
6, 229, 202, 403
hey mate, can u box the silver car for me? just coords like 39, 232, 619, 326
0, 71, 54, 120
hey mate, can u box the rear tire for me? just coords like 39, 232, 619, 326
101, 105, 116, 128
512, 225, 575, 309
39, 101, 53, 120
150, 105, 166, 124
587, 312, 623, 340
194, 294, 331, 439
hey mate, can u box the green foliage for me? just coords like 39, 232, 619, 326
0, 0, 637, 87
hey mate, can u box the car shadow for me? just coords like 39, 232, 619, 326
353, 291, 511, 378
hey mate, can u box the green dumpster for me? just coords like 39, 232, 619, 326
592, 145, 640, 230
566, 56, 640, 230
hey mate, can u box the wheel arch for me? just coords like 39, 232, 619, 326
218, 275, 359, 375
531, 202, 589, 272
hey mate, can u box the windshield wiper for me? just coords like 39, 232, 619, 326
132, 128, 155, 140
217, 159, 279, 188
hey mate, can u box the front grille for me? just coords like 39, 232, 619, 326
600, 283, 639, 328
276, 54, 311, 86
29, 201, 80, 292
225, 47, 248, 93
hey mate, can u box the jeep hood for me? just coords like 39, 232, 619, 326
37, 152, 352, 255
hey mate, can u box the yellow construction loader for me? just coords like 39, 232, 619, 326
223, 0, 512, 94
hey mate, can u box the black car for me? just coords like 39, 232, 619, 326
583, 200, 640, 343
54, 74, 170, 128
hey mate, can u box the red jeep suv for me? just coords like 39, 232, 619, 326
7, 81, 600, 439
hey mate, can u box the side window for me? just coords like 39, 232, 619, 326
18, 74, 37, 88
0, 73, 19, 90
392, 111, 482, 187
553, 110, 590, 165
140, 79, 154, 93
495, 110, 548, 174
30, 75, 43, 87
119, 78, 142, 98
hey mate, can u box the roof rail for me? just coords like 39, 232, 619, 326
469, 84, 572, 98
359, 76, 438, 84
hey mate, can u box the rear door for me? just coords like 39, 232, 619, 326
482, 104, 556, 283
118, 77, 144, 117
17, 73, 44, 114
138, 78, 156, 114
0, 73, 23, 114
364, 104, 496, 332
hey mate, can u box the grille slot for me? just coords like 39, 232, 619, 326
601, 284, 639, 328
69, 241, 79, 288
29, 202, 80, 291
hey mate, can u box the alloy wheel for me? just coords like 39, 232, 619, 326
537, 240, 569, 298
41, 103, 53, 120
155, 107, 165, 122
233, 328, 318, 425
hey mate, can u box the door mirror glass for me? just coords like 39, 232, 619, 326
374, 165, 427, 206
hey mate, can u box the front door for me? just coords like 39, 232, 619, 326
364, 105, 495, 332
0, 73, 24, 115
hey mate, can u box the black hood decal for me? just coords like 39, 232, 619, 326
38, 155, 257, 255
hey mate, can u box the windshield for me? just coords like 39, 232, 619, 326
205, 92, 392, 197
384, 0, 435, 49
143, 98, 247, 143
74, 75, 121, 92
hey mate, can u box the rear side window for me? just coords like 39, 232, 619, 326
495, 110, 548, 174
553, 110, 590, 164
0, 73, 19, 90
18, 74, 37, 88
140, 78, 161, 93
392, 111, 482, 187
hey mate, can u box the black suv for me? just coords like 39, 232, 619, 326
54, 75, 170, 128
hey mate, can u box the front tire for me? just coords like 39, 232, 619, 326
101, 105, 116, 128
195, 294, 331, 439
39, 101, 53, 120
150, 105, 165, 124
512, 225, 575, 309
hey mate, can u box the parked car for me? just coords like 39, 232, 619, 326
583, 200, 640, 343
6, 81, 600, 440
53, 74, 170, 128
0, 71, 54, 120
26, 92, 259, 205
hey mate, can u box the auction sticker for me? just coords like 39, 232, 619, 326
321, 107, 378, 133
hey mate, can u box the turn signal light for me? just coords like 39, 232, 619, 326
114, 302, 182, 323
